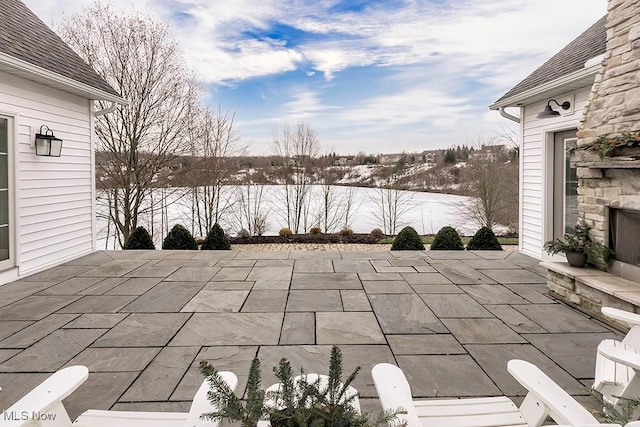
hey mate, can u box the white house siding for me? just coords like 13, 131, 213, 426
0, 70, 94, 282
519, 86, 591, 260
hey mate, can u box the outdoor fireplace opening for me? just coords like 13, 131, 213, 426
609, 209, 640, 267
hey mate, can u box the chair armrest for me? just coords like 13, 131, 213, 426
507, 360, 599, 426
598, 341, 640, 371
371, 363, 421, 427
602, 307, 640, 328
184, 371, 238, 427
5, 365, 89, 415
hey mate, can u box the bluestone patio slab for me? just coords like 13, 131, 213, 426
293, 259, 334, 273
426, 251, 480, 260
112, 402, 190, 412
459, 284, 529, 305
316, 312, 385, 344
205, 280, 255, 290
482, 268, 546, 284
124, 265, 179, 278
484, 305, 547, 333
420, 294, 493, 317
388, 259, 432, 267
333, 260, 375, 273
78, 278, 128, 295
470, 251, 512, 260
210, 267, 252, 281
121, 281, 205, 312
0, 314, 78, 348
104, 277, 162, 295
192, 251, 239, 259
430, 260, 497, 285
373, 266, 416, 273
0, 281, 59, 308
358, 272, 403, 281
172, 346, 258, 401
369, 294, 446, 333
291, 273, 361, 289
102, 250, 147, 260
255, 260, 295, 267
506, 253, 549, 275
441, 318, 527, 344
37, 277, 105, 295
0, 329, 106, 372
62, 372, 137, 420
396, 354, 501, 397
246, 266, 293, 281
0, 350, 20, 364
387, 334, 465, 355
340, 290, 371, 311
164, 266, 220, 282
181, 290, 249, 312
0, 295, 80, 320
93, 313, 190, 347
58, 295, 137, 314
462, 259, 523, 270
505, 284, 555, 303
401, 272, 452, 285
214, 259, 256, 267
63, 313, 128, 329
465, 344, 586, 396
152, 258, 217, 267
63, 251, 114, 266
234, 251, 289, 260
523, 332, 619, 379
289, 251, 342, 259
412, 284, 464, 293
22, 265, 94, 282
241, 290, 288, 312
341, 251, 392, 259
390, 251, 429, 259
286, 290, 342, 312
169, 313, 283, 346
80, 260, 148, 277
0, 373, 49, 412
0, 320, 33, 342
280, 312, 315, 344
121, 346, 199, 401
251, 280, 288, 290
362, 280, 414, 293
513, 304, 609, 333
67, 347, 160, 371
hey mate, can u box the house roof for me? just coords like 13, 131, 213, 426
0, 0, 121, 99
493, 16, 606, 106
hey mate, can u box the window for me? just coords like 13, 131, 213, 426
0, 117, 10, 266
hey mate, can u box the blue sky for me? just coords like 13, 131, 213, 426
25, 0, 607, 155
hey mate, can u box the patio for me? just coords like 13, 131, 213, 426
0, 248, 621, 419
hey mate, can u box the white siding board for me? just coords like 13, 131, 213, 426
0, 70, 96, 281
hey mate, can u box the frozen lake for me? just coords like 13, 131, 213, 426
97, 185, 479, 249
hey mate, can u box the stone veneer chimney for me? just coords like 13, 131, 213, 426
574, 0, 640, 273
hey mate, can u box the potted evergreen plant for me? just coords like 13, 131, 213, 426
544, 220, 612, 268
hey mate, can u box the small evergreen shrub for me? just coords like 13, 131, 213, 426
467, 227, 503, 250
339, 227, 353, 236
162, 224, 197, 250
237, 228, 250, 238
391, 226, 425, 251
202, 223, 231, 250
124, 226, 155, 250
370, 228, 384, 238
309, 226, 322, 235
430, 226, 464, 250
279, 227, 292, 237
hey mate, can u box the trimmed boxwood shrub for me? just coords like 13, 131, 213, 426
309, 226, 322, 235
430, 226, 464, 250
370, 228, 384, 239
279, 227, 293, 237
339, 227, 354, 236
124, 226, 155, 250
391, 226, 425, 251
202, 223, 231, 250
163, 224, 198, 250
467, 226, 503, 250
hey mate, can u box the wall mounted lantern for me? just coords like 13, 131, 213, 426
537, 99, 571, 119
34, 125, 63, 157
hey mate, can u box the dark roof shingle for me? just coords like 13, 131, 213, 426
495, 16, 606, 103
0, 0, 120, 97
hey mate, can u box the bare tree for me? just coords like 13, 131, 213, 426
373, 187, 414, 235
234, 184, 269, 236
59, 3, 200, 246
272, 122, 320, 233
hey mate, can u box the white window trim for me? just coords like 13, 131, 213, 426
0, 113, 16, 271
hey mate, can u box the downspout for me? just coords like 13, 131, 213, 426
94, 101, 118, 116
499, 106, 520, 123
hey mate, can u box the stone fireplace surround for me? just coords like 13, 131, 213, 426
544, 0, 640, 329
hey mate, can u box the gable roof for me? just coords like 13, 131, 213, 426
492, 16, 606, 107
0, 0, 122, 100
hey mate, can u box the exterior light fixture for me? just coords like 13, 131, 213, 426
34, 125, 63, 157
537, 99, 571, 119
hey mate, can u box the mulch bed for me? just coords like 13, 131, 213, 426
229, 233, 383, 244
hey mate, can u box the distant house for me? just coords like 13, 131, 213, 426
489, 17, 606, 260
468, 145, 507, 162
421, 149, 442, 164
378, 154, 403, 165
0, 0, 125, 284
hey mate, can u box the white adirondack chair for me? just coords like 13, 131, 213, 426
1, 365, 89, 427
372, 360, 603, 427
593, 307, 640, 411
72, 371, 238, 427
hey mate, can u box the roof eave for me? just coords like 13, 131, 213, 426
0, 51, 127, 105
489, 63, 602, 110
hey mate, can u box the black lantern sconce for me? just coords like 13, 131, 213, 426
537, 99, 571, 119
34, 125, 63, 157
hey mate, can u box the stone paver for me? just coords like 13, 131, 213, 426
0, 248, 622, 420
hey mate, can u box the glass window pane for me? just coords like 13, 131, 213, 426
0, 154, 7, 189
0, 118, 6, 153
0, 190, 7, 225
0, 226, 8, 262
565, 140, 578, 233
